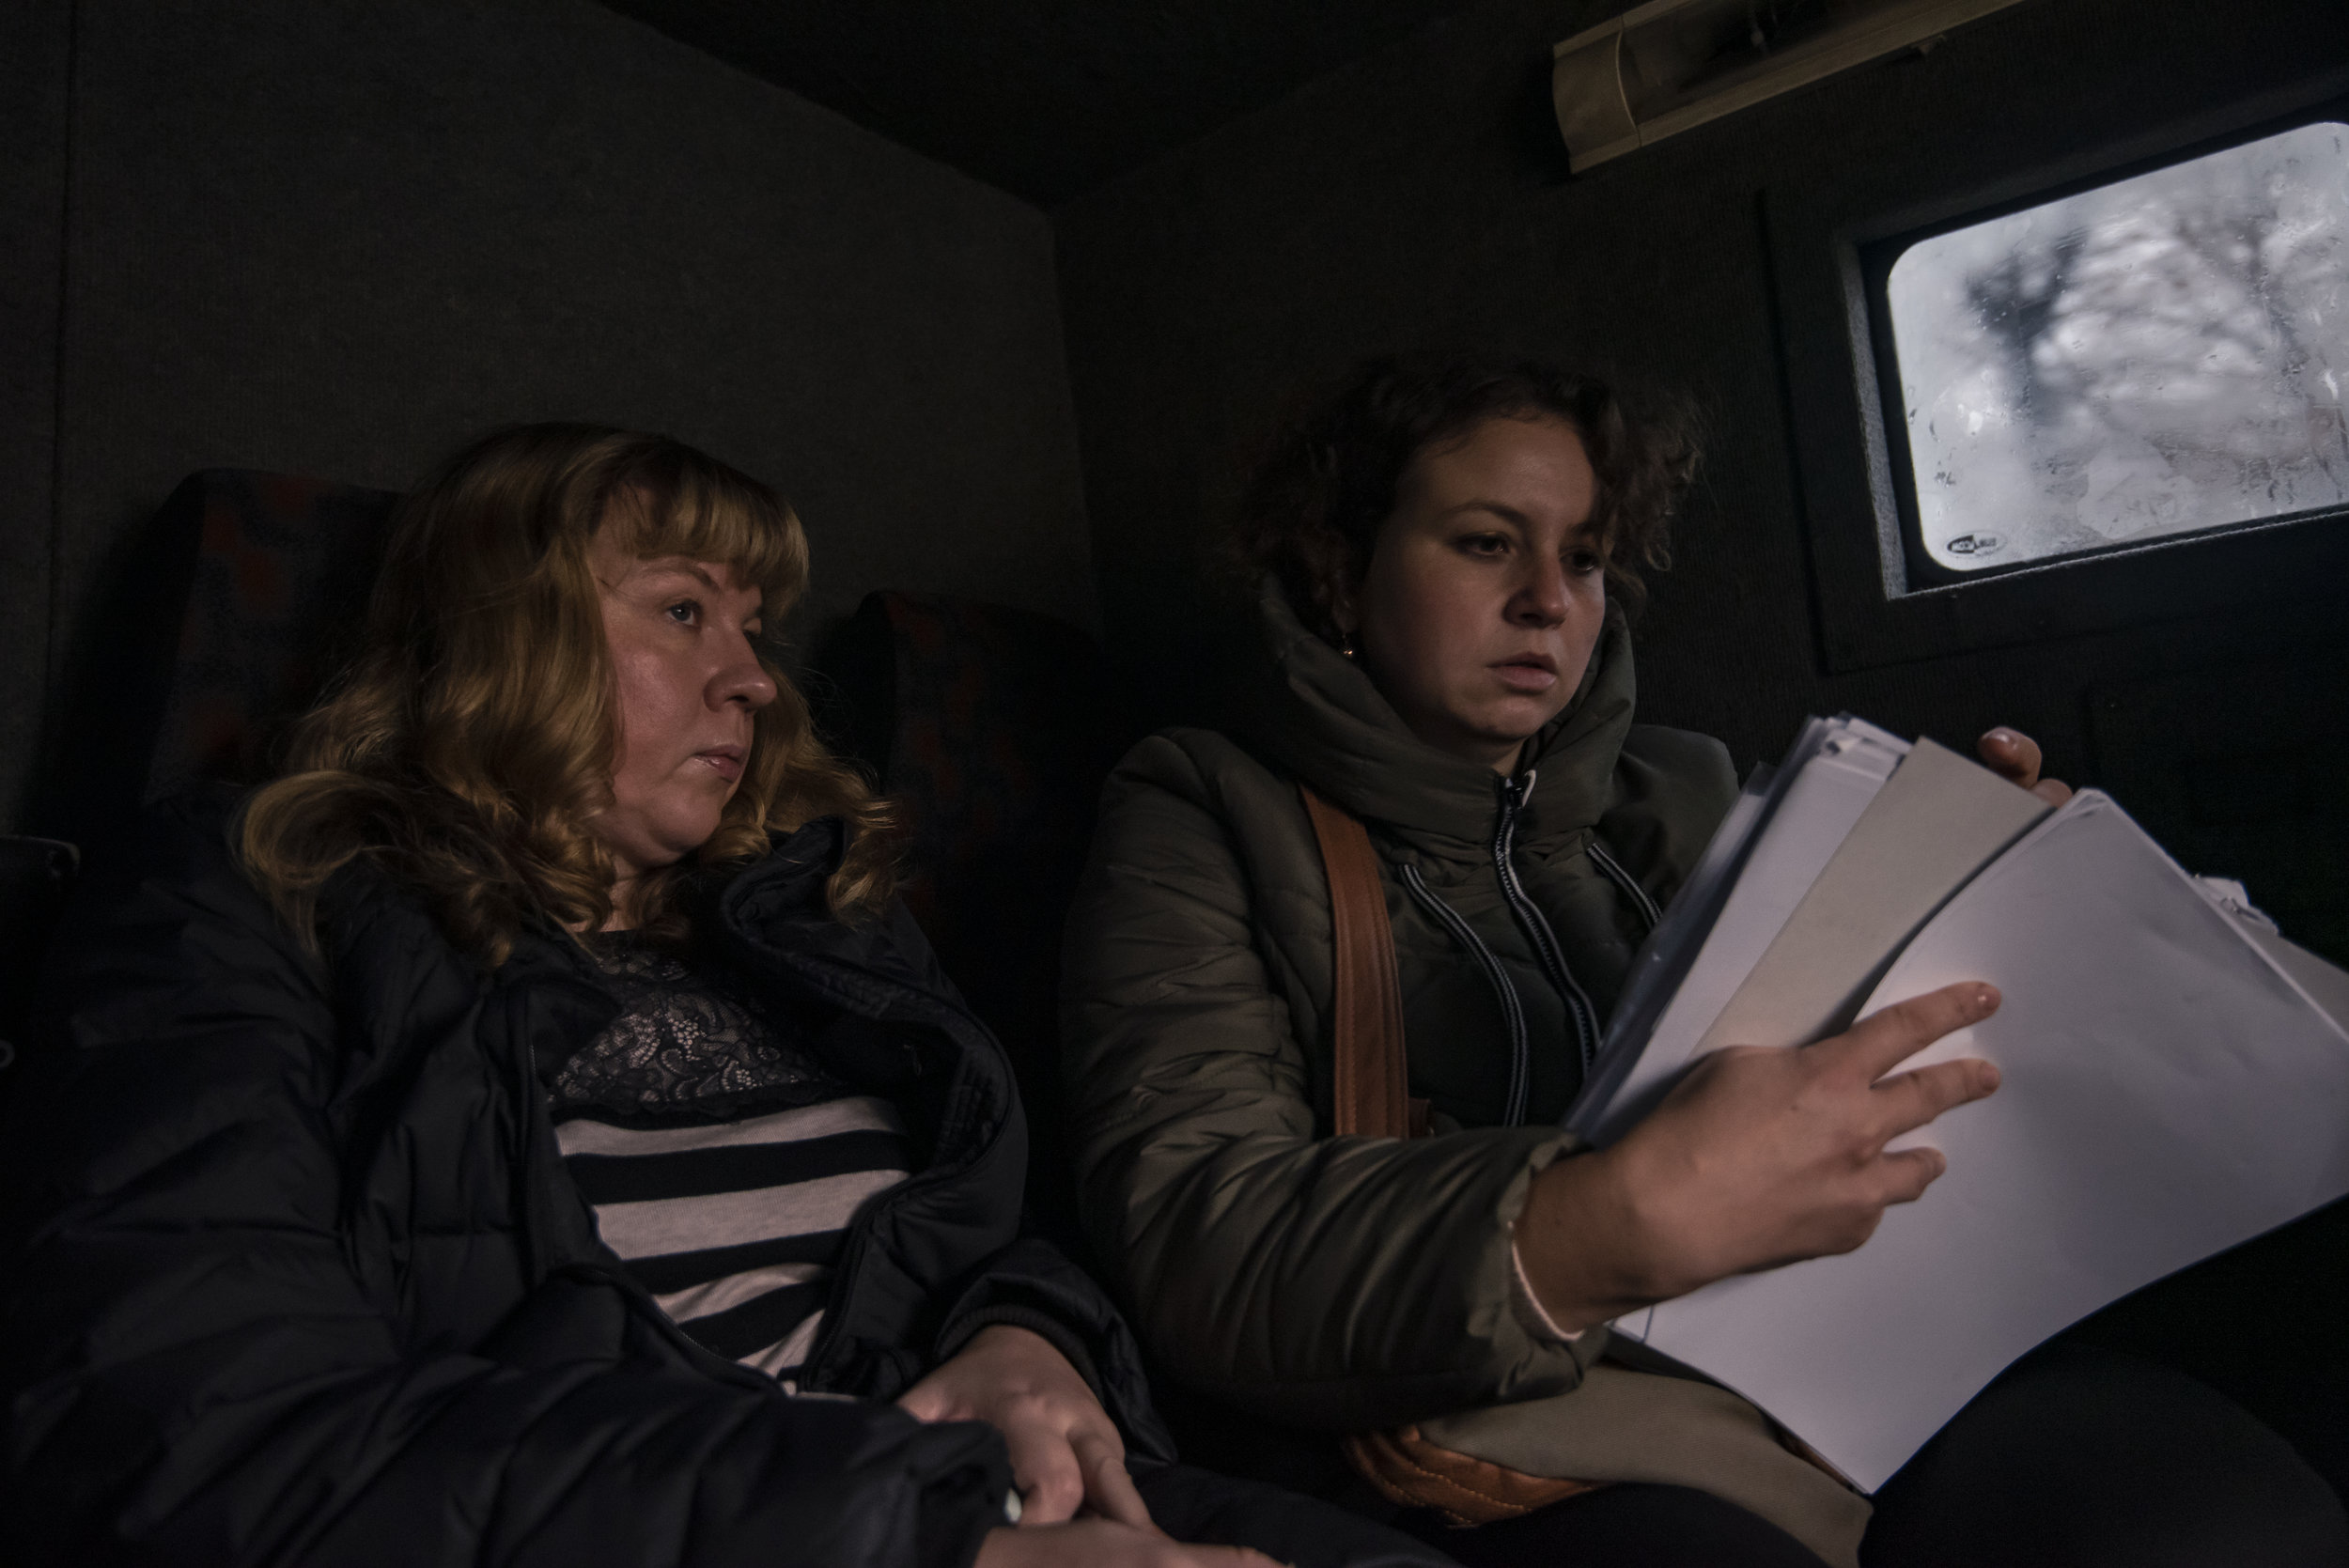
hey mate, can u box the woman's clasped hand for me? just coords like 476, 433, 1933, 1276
902, 1328, 1280, 1565
1517, 983, 2005, 1332
901, 1326, 1151, 1528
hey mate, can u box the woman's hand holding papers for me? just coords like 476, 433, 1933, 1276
1517, 983, 2004, 1334
1976, 728, 2073, 806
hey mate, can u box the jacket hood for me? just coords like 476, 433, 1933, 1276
1232, 576, 1638, 860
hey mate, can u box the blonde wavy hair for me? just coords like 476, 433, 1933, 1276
241, 424, 895, 967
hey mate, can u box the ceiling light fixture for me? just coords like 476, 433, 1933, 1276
1552, 0, 2028, 172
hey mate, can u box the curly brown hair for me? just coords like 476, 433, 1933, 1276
240, 424, 896, 968
1232, 353, 1700, 643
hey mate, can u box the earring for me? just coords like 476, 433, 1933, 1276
1339, 633, 1359, 660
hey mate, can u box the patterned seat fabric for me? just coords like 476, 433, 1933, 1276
40, 470, 400, 856
145, 471, 404, 800
13, 472, 395, 1084
817, 590, 1129, 1253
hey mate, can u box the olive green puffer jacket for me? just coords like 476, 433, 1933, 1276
1059, 582, 1737, 1433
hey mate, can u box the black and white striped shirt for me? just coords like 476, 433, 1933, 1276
550, 933, 913, 1380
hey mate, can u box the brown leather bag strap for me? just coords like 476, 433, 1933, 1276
1299, 783, 1416, 1140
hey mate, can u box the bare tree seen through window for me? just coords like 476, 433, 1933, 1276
1887, 121, 2349, 573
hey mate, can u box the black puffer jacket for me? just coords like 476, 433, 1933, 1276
0, 794, 1171, 1568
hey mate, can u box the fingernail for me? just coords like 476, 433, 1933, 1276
1977, 1061, 2001, 1093
1974, 984, 1999, 1014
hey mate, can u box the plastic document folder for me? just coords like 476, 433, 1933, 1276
1563, 717, 2349, 1492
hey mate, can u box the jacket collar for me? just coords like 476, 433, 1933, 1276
703, 818, 931, 1018
1233, 576, 1639, 858
706, 821, 1020, 1141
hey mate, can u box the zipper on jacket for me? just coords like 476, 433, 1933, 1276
1396, 776, 1630, 1126
1584, 838, 1662, 932
1494, 771, 1601, 1079
1399, 863, 1532, 1127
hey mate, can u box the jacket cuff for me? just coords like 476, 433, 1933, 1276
935, 1303, 1108, 1407
921, 1456, 1021, 1568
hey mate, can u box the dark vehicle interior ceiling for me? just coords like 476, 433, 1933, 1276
597, 0, 1489, 208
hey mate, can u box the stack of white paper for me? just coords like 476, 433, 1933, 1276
1565, 721, 2349, 1492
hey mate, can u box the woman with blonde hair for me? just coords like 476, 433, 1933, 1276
0, 425, 1448, 1568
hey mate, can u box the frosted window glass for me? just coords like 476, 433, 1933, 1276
1886, 123, 2349, 574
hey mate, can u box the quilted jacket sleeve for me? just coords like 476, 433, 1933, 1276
878, 904, 1178, 1464
1058, 737, 1603, 1433
0, 808, 1012, 1568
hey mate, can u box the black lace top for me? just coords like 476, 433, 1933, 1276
548, 931, 854, 1123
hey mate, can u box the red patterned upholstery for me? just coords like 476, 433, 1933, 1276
817, 590, 1130, 1251
145, 471, 403, 799
39, 470, 399, 857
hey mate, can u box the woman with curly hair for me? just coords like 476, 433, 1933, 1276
0, 425, 1455, 1568
1059, 354, 2344, 1566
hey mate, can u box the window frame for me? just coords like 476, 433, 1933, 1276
1863, 115, 2349, 592
1767, 79, 2349, 673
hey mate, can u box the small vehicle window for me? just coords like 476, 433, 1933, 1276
1881, 120, 2349, 578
